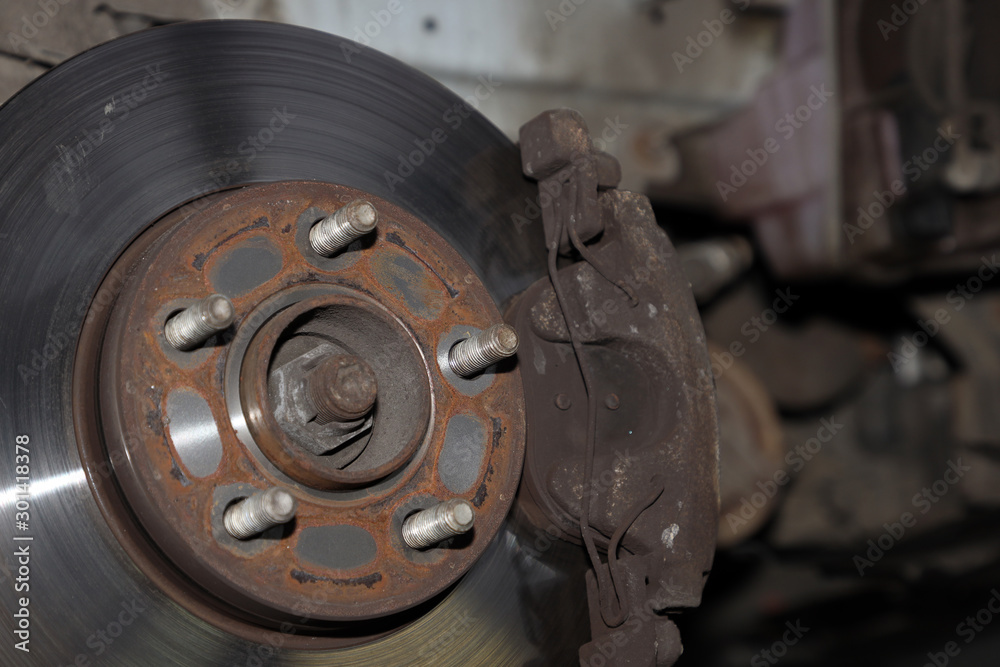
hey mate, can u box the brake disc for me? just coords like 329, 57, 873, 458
0, 20, 590, 666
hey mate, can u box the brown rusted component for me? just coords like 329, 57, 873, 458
518, 108, 605, 253
513, 110, 720, 666
310, 354, 377, 423
240, 291, 430, 489
75, 180, 525, 636
70, 192, 348, 649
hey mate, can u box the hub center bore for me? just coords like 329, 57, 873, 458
240, 288, 432, 489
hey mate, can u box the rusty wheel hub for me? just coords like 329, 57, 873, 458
75, 181, 525, 636
239, 288, 432, 490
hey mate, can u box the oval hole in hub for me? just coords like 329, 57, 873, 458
297, 525, 377, 571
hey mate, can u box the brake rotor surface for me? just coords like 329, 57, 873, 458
0, 20, 589, 665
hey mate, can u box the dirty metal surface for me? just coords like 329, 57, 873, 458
240, 290, 431, 489
511, 109, 720, 666
82, 181, 526, 631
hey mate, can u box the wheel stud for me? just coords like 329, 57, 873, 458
402, 499, 476, 549
448, 324, 519, 377
309, 199, 378, 256
224, 488, 297, 540
164, 294, 235, 350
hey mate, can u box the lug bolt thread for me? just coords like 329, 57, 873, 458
224, 488, 297, 540
402, 499, 476, 549
448, 324, 519, 377
164, 294, 235, 350
309, 199, 378, 256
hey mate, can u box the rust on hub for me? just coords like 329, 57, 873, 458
240, 289, 432, 489
73, 181, 526, 642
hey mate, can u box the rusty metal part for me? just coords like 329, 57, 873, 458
309, 354, 378, 424
264, 337, 377, 459
402, 499, 476, 549
240, 290, 432, 489
512, 110, 720, 666
79, 180, 526, 633
518, 108, 607, 254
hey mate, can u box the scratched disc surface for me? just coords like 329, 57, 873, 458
0, 20, 589, 666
